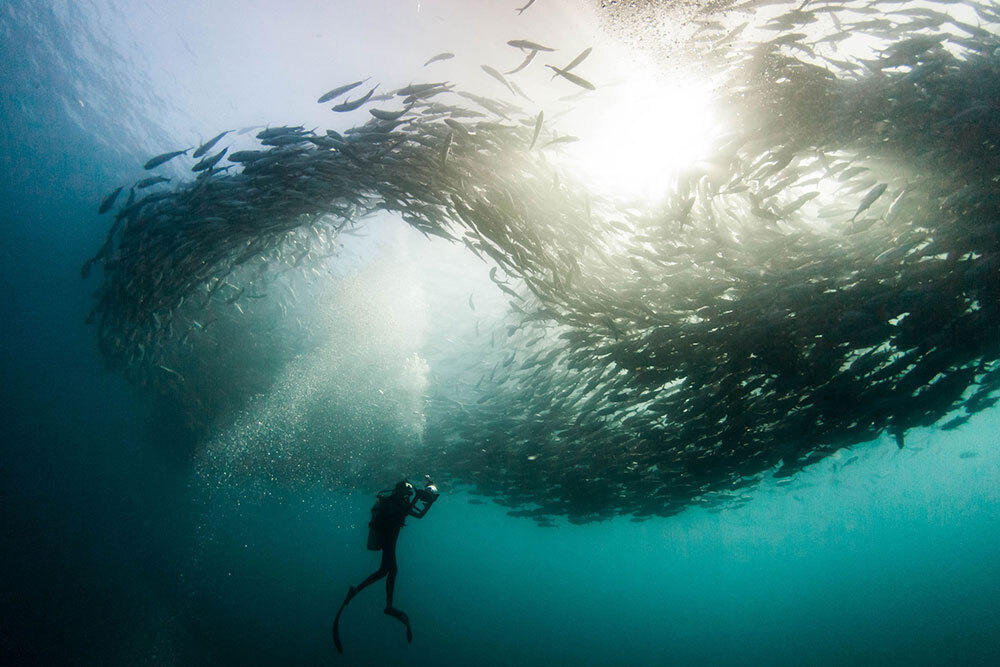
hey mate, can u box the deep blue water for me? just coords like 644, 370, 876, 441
2, 1, 999, 665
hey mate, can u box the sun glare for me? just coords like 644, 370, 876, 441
567, 74, 717, 202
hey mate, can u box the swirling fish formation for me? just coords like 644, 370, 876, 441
85, 0, 1000, 522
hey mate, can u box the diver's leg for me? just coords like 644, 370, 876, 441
385, 562, 398, 608
338, 566, 387, 621
341, 562, 389, 610
355, 566, 388, 594
381, 533, 399, 608
379, 534, 411, 641
384, 548, 398, 608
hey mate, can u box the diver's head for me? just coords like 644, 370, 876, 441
394, 480, 414, 497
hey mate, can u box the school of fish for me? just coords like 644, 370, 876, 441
83, 0, 1000, 523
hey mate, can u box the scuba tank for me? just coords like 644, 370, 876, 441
366, 522, 381, 551
366, 489, 395, 551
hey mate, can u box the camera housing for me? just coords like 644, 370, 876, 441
414, 478, 439, 503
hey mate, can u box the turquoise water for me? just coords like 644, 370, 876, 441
2, 1, 1000, 665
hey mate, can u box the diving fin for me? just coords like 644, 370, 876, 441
332, 586, 357, 654
384, 606, 413, 643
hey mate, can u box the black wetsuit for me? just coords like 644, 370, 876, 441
357, 494, 410, 607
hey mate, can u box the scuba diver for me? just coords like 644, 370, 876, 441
333, 476, 439, 654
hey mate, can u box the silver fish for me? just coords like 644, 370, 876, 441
515, 0, 536, 15
396, 82, 448, 97
143, 149, 189, 170
98, 186, 123, 214
192, 130, 232, 158
423, 52, 455, 66
192, 147, 228, 172
545, 65, 595, 90
528, 111, 543, 150
481, 65, 515, 95
506, 50, 538, 74
440, 131, 453, 166
558, 47, 592, 75
508, 39, 555, 52
135, 176, 170, 189
332, 85, 379, 112
851, 183, 888, 221
317, 79, 368, 104
369, 106, 411, 121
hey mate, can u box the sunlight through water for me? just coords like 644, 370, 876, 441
568, 71, 717, 202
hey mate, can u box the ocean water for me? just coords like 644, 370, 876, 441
2, 1, 999, 665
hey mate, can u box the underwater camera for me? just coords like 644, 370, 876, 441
414, 475, 439, 503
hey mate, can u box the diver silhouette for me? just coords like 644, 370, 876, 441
333, 477, 438, 653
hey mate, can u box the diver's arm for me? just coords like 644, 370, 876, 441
408, 478, 438, 518
408, 498, 432, 518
